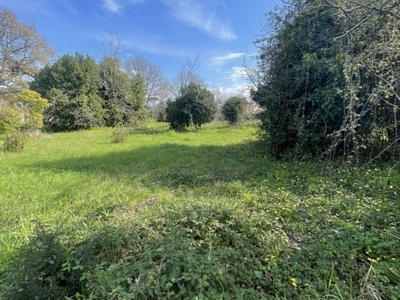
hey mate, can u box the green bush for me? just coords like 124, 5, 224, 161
1, 223, 72, 300
111, 127, 129, 143
166, 83, 217, 130
222, 96, 248, 125
3, 130, 26, 152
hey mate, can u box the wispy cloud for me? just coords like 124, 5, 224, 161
87, 30, 192, 58
212, 52, 245, 61
102, 0, 144, 13
160, 0, 237, 41
207, 52, 245, 70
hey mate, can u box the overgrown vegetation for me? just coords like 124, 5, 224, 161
0, 121, 399, 299
252, 0, 400, 163
1, 2, 400, 299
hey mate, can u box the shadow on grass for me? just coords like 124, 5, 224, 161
28, 141, 265, 189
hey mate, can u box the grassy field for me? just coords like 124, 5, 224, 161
0, 121, 399, 299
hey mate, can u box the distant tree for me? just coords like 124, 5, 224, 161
166, 82, 217, 130
222, 96, 248, 125
130, 73, 147, 128
99, 56, 138, 126
0, 8, 53, 134
0, 8, 54, 94
153, 100, 169, 122
30, 53, 104, 131
172, 56, 205, 97
31, 53, 100, 98
124, 56, 171, 107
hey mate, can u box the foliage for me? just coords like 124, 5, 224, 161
153, 100, 168, 122
42, 88, 104, 132
99, 56, 135, 127
222, 96, 248, 125
324, 0, 400, 163
0, 8, 54, 94
31, 53, 104, 131
124, 56, 172, 107
1, 223, 75, 300
0, 89, 48, 133
252, 1, 345, 158
2, 129, 25, 152
166, 82, 217, 130
253, 0, 400, 162
0, 104, 21, 133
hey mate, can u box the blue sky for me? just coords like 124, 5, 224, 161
0, 0, 281, 95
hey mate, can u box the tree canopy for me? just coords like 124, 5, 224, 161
222, 96, 248, 125
166, 82, 217, 130
0, 8, 54, 93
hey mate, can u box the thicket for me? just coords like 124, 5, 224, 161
252, 0, 400, 163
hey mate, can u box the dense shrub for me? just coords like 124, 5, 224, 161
222, 96, 248, 125
252, 4, 344, 158
166, 83, 217, 130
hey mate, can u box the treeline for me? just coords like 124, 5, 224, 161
0, 7, 251, 136
252, 0, 400, 163
30, 53, 147, 131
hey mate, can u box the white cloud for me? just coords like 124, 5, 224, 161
103, 0, 144, 13
103, 0, 123, 13
87, 30, 192, 58
229, 66, 250, 82
211, 85, 251, 100
160, 0, 237, 41
212, 53, 245, 61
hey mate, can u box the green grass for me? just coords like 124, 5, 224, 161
0, 121, 399, 299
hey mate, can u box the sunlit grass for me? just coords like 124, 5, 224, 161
0, 120, 399, 298
0, 121, 259, 261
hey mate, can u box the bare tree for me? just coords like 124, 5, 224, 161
172, 55, 206, 96
100, 31, 122, 58
0, 8, 54, 93
124, 56, 171, 106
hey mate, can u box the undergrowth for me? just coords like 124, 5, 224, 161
0, 121, 399, 299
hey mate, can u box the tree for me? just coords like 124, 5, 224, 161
253, 0, 400, 163
0, 8, 54, 94
130, 73, 147, 128
99, 56, 137, 126
166, 82, 217, 130
0, 89, 48, 133
31, 53, 100, 98
124, 56, 171, 106
30, 53, 104, 131
222, 96, 248, 125
171, 56, 205, 96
